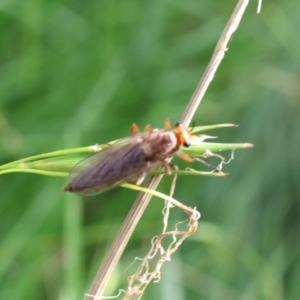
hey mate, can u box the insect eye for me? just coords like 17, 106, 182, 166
183, 139, 191, 147
175, 122, 183, 127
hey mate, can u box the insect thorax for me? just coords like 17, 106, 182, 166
142, 130, 178, 160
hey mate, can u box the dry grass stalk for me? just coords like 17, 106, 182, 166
125, 207, 200, 300
85, 0, 258, 299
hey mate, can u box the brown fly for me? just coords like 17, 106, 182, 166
64, 119, 199, 195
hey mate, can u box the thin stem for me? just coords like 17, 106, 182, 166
180, 0, 250, 126
86, 1, 253, 298
0, 168, 68, 177
86, 175, 163, 299
0, 146, 97, 171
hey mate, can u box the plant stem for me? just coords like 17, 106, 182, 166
85, 1, 253, 298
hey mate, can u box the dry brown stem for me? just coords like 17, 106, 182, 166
85, 1, 254, 299
124, 209, 200, 300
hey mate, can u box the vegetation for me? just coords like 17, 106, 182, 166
0, 0, 299, 299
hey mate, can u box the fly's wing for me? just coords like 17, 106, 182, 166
64, 134, 161, 195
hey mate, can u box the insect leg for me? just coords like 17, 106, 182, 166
176, 150, 194, 162
130, 124, 140, 134
167, 162, 178, 172
164, 118, 171, 129
144, 124, 152, 132
164, 164, 172, 175
176, 150, 219, 171
162, 160, 176, 175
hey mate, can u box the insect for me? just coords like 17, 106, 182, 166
64, 119, 195, 195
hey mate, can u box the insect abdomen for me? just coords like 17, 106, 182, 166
65, 143, 152, 194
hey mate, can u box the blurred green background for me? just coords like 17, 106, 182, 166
1, 0, 299, 299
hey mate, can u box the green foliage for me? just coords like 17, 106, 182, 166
0, 0, 299, 299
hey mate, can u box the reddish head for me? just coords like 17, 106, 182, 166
174, 122, 191, 148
